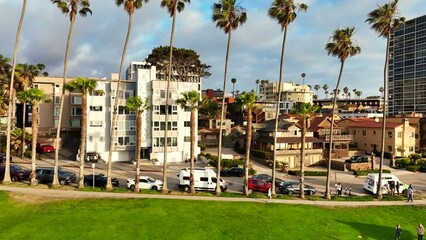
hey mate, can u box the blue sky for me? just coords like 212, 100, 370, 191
0, 0, 425, 97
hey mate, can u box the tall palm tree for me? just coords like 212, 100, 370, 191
366, 0, 404, 199
4, 0, 27, 184
268, 0, 307, 196
64, 77, 96, 188
235, 92, 257, 196
343, 86, 349, 99
125, 96, 151, 193
17, 91, 30, 158
355, 90, 362, 99
160, 0, 190, 194
314, 84, 320, 98
255, 79, 260, 94
176, 90, 201, 194
20, 88, 45, 186
51, 0, 92, 188
107, 0, 149, 191
291, 102, 318, 199
324, 27, 361, 199
212, 0, 247, 195
322, 84, 329, 99
231, 78, 237, 97
15, 63, 40, 158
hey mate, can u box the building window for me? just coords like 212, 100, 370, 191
397, 132, 402, 138
33, 84, 39, 89
184, 121, 191, 127
409, 146, 414, 152
54, 96, 61, 104
54, 107, 60, 117
153, 122, 159, 131
71, 108, 82, 116
373, 130, 376, 135
388, 146, 392, 152
153, 137, 178, 147
294, 130, 298, 136
184, 136, 191, 142
387, 131, 393, 139
71, 96, 82, 105
90, 121, 103, 127
353, 130, 356, 135
90, 106, 103, 111
362, 130, 366, 136
115, 136, 135, 146
89, 136, 93, 142
70, 119, 81, 127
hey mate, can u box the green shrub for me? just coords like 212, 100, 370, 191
24, 150, 32, 159
406, 165, 421, 172
198, 144, 207, 151
395, 158, 411, 167
248, 168, 257, 175
208, 159, 245, 168
250, 149, 273, 159
415, 159, 426, 165
409, 153, 422, 161
287, 170, 327, 176
353, 169, 391, 176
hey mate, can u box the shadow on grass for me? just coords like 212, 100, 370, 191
339, 220, 416, 239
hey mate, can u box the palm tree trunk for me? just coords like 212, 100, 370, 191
325, 60, 345, 199
53, 18, 75, 188
300, 118, 306, 199
244, 107, 252, 196
21, 102, 26, 158
190, 108, 196, 194
30, 104, 38, 186
162, 5, 178, 194
78, 94, 87, 188
107, 13, 133, 190
272, 26, 288, 196
4, 0, 27, 184
377, 34, 391, 200
216, 29, 233, 196
134, 112, 142, 192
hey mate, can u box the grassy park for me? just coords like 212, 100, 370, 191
0, 191, 424, 239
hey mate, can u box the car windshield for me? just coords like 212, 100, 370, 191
58, 169, 70, 174
10, 165, 22, 171
147, 177, 155, 182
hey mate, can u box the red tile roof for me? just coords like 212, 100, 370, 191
349, 121, 402, 129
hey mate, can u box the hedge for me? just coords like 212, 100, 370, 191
287, 170, 328, 176
208, 159, 245, 168
198, 144, 207, 151
395, 158, 411, 167
353, 169, 391, 176
250, 149, 273, 160
406, 165, 422, 172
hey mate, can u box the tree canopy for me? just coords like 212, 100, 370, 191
145, 46, 211, 82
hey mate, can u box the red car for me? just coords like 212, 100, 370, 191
248, 179, 271, 194
36, 142, 55, 153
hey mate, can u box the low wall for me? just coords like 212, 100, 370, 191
346, 162, 371, 171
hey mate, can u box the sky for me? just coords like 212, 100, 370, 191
0, 0, 425, 98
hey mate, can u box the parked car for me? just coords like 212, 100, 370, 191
127, 176, 163, 191
0, 164, 31, 182
278, 181, 316, 196
220, 167, 245, 177
248, 179, 271, 194
84, 174, 119, 188
35, 167, 77, 185
36, 142, 55, 153
251, 174, 285, 186
345, 155, 368, 163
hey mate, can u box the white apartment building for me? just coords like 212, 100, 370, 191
86, 61, 201, 163
258, 81, 313, 112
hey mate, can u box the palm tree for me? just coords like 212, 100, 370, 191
343, 87, 349, 99
324, 27, 361, 199
160, 0, 190, 194
107, 0, 149, 191
212, 0, 247, 195
235, 92, 257, 196
17, 91, 30, 158
314, 84, 320, 98
322, 84, 329, 99
379, 86, 384, 97
125, 96, 151, 193
231, 78, 237, 97
255, 79, 260, 94
51, 0, 92, 188
199, 98, 220, 120
366, 1, 404, 199
176, 91, 201, 194
355, 90, 362, 99
4, 0, 27, 184
64, 77, 96, 188
20, 88, 45, 186
268, 0, 307, 196
291, 102, 317, 199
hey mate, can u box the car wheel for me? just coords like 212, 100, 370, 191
59, 179, 66, 185
308, 190, 314, 196
151, 186, 158, 190
130, 185, 136, 191
248, 189, 253, 194
184, 185, 190, 193
11, 176, 17, 182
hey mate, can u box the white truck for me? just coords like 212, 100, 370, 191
363, 173, 408, 195
178, 167, 227, 192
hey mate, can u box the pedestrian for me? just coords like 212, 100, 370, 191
396, 224, 402, 240
389, 181, 395, 196
267, 187, 272, 203
418, 224, 424, 240
396, 181, 400, 195
336, 183, 342, 196
407, 184, 414, 203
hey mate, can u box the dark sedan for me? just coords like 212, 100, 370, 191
220, 167, 245, 177
345, 155, 369, 163
279, 181, 316, 196
0, 164, 31, 182
84, 174, 119, 188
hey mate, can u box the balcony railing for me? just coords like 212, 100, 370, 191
320, 134, 353, 142
276, 148, 323, 155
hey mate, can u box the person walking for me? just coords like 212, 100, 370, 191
407, 184, 414, 203
418, 224, 424, 240
396, 181, 400, 195
395, 224, 402, 240
267, 187, 272, 203
336, 183, 342, 196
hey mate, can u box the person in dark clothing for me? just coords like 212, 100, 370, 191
396, 224, 402, 240
396, 181, 400, 195
389, 181, 395, 196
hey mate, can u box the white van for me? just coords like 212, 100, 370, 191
363, 173, 408, 194
178, 167, 227, 192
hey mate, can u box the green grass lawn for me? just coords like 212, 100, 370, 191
0, 191, 424, 240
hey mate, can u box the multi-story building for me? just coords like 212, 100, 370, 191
389, 14, 426, 116
85, 61, 201, 163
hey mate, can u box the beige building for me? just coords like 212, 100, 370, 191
258, 81, 313, 103
344, 118, 416, 157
